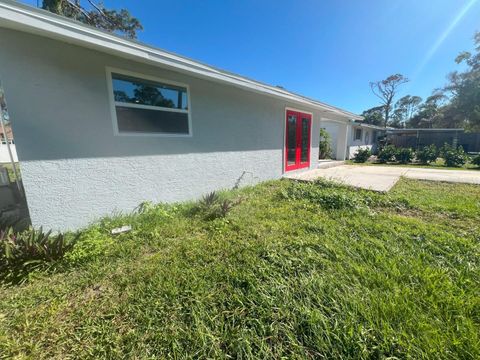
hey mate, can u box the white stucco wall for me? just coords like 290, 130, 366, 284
320, 120, 349, 160
347, 126, 377, 159
0, 29, 335, 230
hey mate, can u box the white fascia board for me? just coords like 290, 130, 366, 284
0, 0, 362, 120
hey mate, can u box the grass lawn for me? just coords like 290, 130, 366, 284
0, 179, 479, 359
346, 159, 480, 171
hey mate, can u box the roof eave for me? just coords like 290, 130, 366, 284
0, 0, 361, 120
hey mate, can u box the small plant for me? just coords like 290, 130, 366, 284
472, 154, 480, 168
416, 145, 438, 164
440, 143, 468, 167
353, 148, 371, 163
195, 191, 239, 220
396, 148, 414, 164
0, 227, 77, 284
377, 145, 397, 163
319, 128, 333, 159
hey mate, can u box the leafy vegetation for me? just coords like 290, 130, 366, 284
318, 128, 333, 159
0, 179, 478, 359
395, 147, 414, 164
440, 143, 468, 167
42, 0, 143, 38
472, 154, 480, 167
352, 148, 371, 163
416, 144, 438, 164
377, 144, 398, 163
0, 227, 77, 284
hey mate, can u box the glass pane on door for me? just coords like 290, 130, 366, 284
300, 117, 310, 163
287, 114, 297, 166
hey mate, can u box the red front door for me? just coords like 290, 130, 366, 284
285, 110, 312, 171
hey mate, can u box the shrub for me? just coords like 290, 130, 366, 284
472, 154, 480, 167
195, 191, 239, 220
0, 227, 77, 284
353, 148, 371, 163
416, 145, 438, 164
319, 128, 332, 159
440, 143, 468, 167
377, 145, 397, 163
396, 148, 414, 164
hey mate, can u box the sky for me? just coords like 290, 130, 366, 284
20, 0, 480, 114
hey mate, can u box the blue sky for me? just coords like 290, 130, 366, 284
20, 0, 480, 114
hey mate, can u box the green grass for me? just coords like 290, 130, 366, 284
0, 179, 479, 359
346, 158, 480, 171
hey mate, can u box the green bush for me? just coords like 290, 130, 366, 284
472, 154, 480, 167
440, 143, 468, 167
396, 148, 414, 164
319, 128, 333, 159
377, 145, 397, 163
0, 227, 77, 284
416, 145, 438, 164
353, 148, 371, 163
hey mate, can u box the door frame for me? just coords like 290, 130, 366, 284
284, 107, 313, 172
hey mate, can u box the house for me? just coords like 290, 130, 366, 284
0, 1, 361, 230
322, 120, 384, 160
0, 87, 18, 163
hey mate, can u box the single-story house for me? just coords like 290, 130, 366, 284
322, 120, 384, 160
0, 1, 361, 230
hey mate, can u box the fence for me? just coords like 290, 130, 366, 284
387, 130, 480, 153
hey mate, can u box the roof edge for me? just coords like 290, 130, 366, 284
0, 0, 362, 120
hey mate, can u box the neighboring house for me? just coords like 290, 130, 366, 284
322, 120, 384, 160
0, 122, 18, 163
0, 1, 361, 230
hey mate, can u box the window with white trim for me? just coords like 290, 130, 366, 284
110, 72, 190, 135
354, 128, 362, 141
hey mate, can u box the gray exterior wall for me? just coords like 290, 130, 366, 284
0, 29, 329, 230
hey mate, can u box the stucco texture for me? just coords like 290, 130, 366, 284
0, 29, 339, 230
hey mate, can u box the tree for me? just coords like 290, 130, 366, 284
360, 105, 385, 126
406, 93, 448, 128
370, 74, 409, 127
42, 0, 142, 39
393, 95, 422, 125
442, 31, 480, 131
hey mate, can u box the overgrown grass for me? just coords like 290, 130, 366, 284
0, 179, 478, 359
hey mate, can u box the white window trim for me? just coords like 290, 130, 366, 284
106, 66, 193, 137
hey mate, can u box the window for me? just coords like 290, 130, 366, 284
354, 128, 362, 141
364, 131, 370, 144
108, 70, 191, 135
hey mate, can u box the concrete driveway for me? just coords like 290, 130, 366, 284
285, 165, 480, 192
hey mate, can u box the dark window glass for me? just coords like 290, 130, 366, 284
301, 118, 309, 163
112, 73, 188, 110
354, 128, 362, 141
116, 106, 189, 134
287, 115, 297, 165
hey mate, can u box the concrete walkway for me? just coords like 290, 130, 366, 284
285, 165, 480, 192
